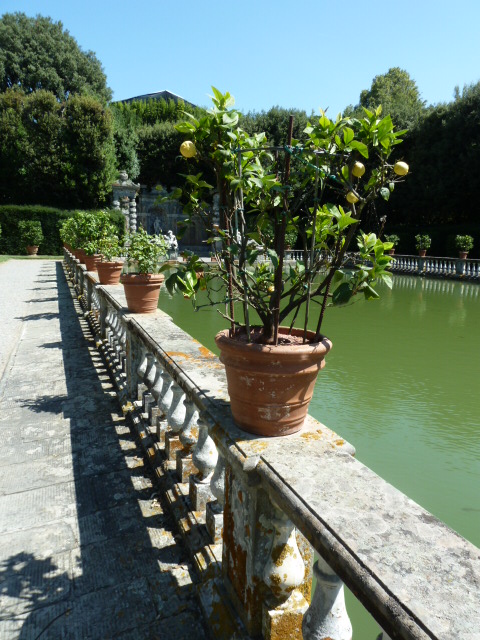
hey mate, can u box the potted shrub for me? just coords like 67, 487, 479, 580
415, 234, 431, 257
18, 220, 44, 255
455, 235, 474, 259
384, 234, 400, 256
97, 232, 125, 285
120, 228, 168, 313
163, 88, 409, 437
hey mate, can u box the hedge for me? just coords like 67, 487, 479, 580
0, 205, 125, 255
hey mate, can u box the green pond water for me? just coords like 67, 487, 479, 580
158, 274, 480, 638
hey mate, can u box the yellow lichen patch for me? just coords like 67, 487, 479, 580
335, 439, 345, 446
121, 401, 134, 414
271, 543, 294, 567
300, 431, 322, 441
199, 346, 215, 358
239, 440, 268, 453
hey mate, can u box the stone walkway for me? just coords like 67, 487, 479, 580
0, 260, 208, 640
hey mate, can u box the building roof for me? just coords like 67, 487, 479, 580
115, 90, 196, 108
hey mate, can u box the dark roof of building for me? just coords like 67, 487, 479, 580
115, 90, 196, 108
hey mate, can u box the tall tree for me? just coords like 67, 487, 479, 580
347, 67, 426, 131
0, 12, 111, 102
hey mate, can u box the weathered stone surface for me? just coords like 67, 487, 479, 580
0, 260, 208, 640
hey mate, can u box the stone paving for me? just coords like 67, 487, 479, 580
0, 260, 209, 640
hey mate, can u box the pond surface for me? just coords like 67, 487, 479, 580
158, 274, 480, 638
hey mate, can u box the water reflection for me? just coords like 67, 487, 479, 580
158, 274, 480, 547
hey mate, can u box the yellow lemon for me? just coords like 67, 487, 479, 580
394, 161, 409, 176
180, 141, 197, 158
346, 191, 359, 204
352, 161, 365, 178
267, 285, 275, 294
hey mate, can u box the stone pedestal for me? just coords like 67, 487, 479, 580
165, 433, 182, 461
189, 476, 213, 512
262, 591, 309, 640
176, 452, 198, 483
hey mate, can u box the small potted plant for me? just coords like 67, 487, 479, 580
120, 228, 168, 313
18, 220, 44, 255
164, 88, 409, 437
97, 232, 125, 285
415, 234, 431, 257
384, 234, 400, 255
455, 235, 474, 259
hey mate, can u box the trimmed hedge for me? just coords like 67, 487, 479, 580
0, 205, 125, 255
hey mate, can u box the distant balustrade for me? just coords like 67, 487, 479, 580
64, 248, 480, 640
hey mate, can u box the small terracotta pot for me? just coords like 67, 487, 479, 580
458, 251, 468, 259
120, 273, 164, 313
97, 261, 124, 285
386, 249, 395, 256
418, 249, 427, 257
215, 328, 332, 437
26, 245, 39, 255
84, 254, 101, 272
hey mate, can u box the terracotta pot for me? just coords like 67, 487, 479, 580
97, 261, 124, 285
386, 249, 395, 256
458, 251, 468, 259
120, 273, 164, 313
418, 249, 427, 257
26, 245, 39, 255
75, 248, 86, 264
215, 328, 332, 437
84, 254, 101, 272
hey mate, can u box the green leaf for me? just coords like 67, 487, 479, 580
332, 282, 353, 305
266, 248, 279, 270
175, 122, 196, 134
380, 187, 390, 201
349, 140, 369, 158
343, 127, 354, 145
363, 284, 380, 300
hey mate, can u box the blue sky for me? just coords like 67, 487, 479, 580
2, 0, 480, 115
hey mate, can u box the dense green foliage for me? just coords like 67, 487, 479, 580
346, 67, 426, 131
0, 89, 116, 207
0, 205, 124, 255
241, 107, 311, 146
18, 219, 44, 246
110, 99, 206, 187
389, 81, 480, 230
0, 12, 111, 102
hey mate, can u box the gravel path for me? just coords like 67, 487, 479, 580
0, 259, 52, 383
0, 259, 207, 639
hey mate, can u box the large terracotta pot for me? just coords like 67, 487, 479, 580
97, 261, 124, 285
26, 245, 39, 255
215, 327, 332, 437
418, 249, 427, 257
386, 249, 395, 256
120, 273, 164, 313
458, 251, 468, 259
84, 254, 101, 272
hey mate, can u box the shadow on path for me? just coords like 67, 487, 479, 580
0, 262, 207, 640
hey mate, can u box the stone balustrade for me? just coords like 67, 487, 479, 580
386, 254, 480, 280
64, 249, 480, 640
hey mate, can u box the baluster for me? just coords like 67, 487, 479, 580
206, 455, 225, 543
165, 383, 186, 461
135, 346, 148, 401
261, 506, 309, 639
189, 412, 218, 511
156, 370, 174, 442
142, 354, 156, 414
302, 556, 352, 640
176, 398, 199, 482
149, 363, 164, 425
